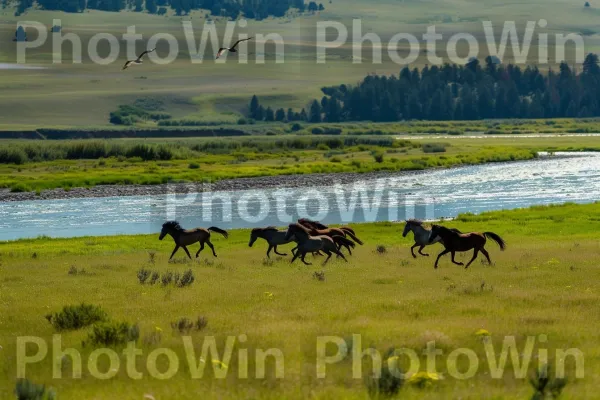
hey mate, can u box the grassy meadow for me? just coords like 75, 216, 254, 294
2, 0, 600, 127
0, 202, 599, 399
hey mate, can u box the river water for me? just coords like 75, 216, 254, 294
1, 152, 599, 241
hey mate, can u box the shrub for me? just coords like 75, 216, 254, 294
290, 123, 302, 132
422, 143, 448, 153
171, 316, 207, 333
188, 162, 200, 169
46, 304, 107, 331
376, 245, 387, 254
312, 127, 324, 135
330, 156, 342, 163
10, 183, 32, 193
365, 349, 404, 397
373, 152, 384, 163
161, 271, 174, 286
149, 272, 160, 285
313, 271, 325, 281
137, 268, 152, 284
177, 269, 195, 287
85, 321, 140, 347
14, 379, 56, 400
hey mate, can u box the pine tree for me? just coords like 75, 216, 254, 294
309, 100, 322, 123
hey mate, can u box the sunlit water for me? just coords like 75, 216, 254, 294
1, 152, 599, 241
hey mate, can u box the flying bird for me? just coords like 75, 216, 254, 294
216, 38, 253, 59
122, 48, 156, 70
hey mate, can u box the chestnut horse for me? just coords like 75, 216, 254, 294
159, 221, 228, 260
428, 225, 506, 269
297, 218, 357, 237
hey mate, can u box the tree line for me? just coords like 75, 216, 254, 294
13, 0, 324, 17
248, 54, 600, 123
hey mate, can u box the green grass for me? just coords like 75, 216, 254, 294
0, 202, 599, 398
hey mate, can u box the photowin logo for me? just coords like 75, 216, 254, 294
12, 18, 586, 66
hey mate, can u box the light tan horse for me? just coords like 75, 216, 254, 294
159, 221, 229, 260
285, 223, 348, 265
248, 227, 296, 258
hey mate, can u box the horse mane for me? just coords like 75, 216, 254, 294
290, 223, 311, 234
406, 219, 423, 226
253, 226, 279, 233
162, 221, 183, 231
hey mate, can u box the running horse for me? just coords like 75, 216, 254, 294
285, 223, 350, 265
248, 227, 296, 258
428, 225, 506, 269
403, 219, 461, 258
159, 221, 229, 260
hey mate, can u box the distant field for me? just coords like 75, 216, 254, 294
1, 0, 600, 126
0, 202, 598, 399
3, 134, 600, 192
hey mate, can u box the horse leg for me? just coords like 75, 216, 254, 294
410, 244, 418, 258
195, 242, 205, 258
291, 246, 298, 256
334, 247, 348, 263
451, 251, 464, 266
418, 245, 429, 257
169, 245, 180, 260
206, 240, 217, 257
290, 251, 300, 264
273, 246, 287, 256
322, 250, 332, 265
434, 249, 450, 269
480, 248, 492, 265
266, 245, 274, 259
182, 246, 192, 260
301, 253, 312, 266
465, 249, 480, 269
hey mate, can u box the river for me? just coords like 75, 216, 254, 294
1, 152, 599, 241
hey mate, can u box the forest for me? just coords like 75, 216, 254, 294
13, 0, 323, 18
249, 54, 600, 123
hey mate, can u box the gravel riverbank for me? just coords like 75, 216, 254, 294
0, 170, 424, 202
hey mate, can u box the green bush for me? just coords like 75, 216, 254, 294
85, 321, 140, 347
46, 303, 107, 331
177, 269, 195, 287
14, 379, 56, 400
188, 162, 200, 169
422, 143, 448, 153
10, 183, 32, 193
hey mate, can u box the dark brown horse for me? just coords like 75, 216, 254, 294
298, 218, 357, 237
160, 221, 228, 260
428, 225, 506, 269
249, 226, 296, 258
285, 223, 348, 265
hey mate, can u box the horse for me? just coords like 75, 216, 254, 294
248, 227, 296, 258
159, 221, 229, 260
285, 223, 348, 265
428, 224, 506, 269
403, 219, 461, 258
297, 218, 357, 237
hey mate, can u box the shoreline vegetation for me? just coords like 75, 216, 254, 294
0, 132, 599, 196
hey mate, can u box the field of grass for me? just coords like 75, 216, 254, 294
2, 134, 600, 192
2, 0, 600, 127
0, 202, 599, 399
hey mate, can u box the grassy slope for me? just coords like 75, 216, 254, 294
2, 0, 600, 127
0, 202, 599, 399
2, 134, 600, 192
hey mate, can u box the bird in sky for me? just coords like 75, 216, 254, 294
122, 48, 156, 70
216, 38, 253, 59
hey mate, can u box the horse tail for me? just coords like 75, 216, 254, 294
344, 230, 364, 245
484, 232, 506, 250
340, 226, 356, 236
208, 227, 229, 239
334, 236, 356, 249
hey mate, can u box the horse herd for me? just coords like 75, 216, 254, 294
159, 218, 506, 269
